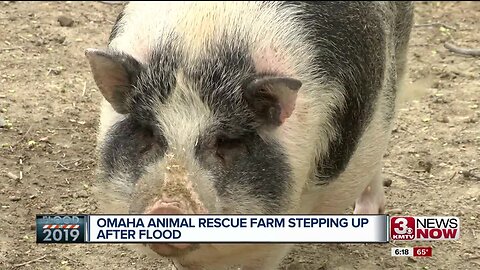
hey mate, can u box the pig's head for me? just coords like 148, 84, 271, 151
85, 45, 302, 255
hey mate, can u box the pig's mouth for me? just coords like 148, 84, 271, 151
143, 200, 207, 257
146, 242, 200, 257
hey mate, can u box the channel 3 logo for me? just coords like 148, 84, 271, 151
390, 216, 415, 240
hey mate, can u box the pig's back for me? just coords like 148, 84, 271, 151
282, 1, 412, 179
105, 1, 412, 181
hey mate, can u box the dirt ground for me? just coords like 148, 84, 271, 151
0, 1, 479, 270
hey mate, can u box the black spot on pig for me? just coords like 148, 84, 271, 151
284, 1, 388, 181
132, 33, 182, 122
196, 130, 292, 214
176, 35, 259, 138
100, 116, 167, 182
191, 35, 254, 118
217, 135, 291, 213
108, 9, 125, 43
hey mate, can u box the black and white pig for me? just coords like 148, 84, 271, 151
85, 1, 414, 269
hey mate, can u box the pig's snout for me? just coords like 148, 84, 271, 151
146, 201, 184, 215
144, 201, 198, 256
140, 157, 210, 257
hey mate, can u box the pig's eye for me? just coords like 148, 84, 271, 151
215, 136, 246, 164
137, 126, 156, 154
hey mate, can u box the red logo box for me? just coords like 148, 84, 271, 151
390, 216, 415, 240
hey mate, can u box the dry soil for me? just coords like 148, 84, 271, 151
0, 1, 479, 270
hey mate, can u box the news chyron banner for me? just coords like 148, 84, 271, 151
36, 215, 389, 244
36, 215, 461, 244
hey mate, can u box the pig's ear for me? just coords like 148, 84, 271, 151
243, 76, 302, 126
85, 48, 141, 114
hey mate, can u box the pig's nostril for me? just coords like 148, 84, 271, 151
144, 200, 185, 215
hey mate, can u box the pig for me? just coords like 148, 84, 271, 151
85, 1, 414, 269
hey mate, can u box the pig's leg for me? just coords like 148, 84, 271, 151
353, 170, 385, 214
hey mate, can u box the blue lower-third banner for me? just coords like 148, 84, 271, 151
36, 215, 389, 244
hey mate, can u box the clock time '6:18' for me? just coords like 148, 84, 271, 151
395, 248, 411, 256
